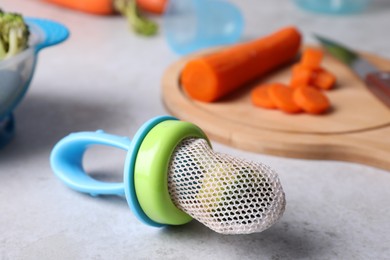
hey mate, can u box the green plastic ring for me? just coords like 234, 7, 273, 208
134, 120, 209, 225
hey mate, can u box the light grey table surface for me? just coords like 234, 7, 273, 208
1, 0, 390, 259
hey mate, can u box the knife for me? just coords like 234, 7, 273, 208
314, 34, 390, 108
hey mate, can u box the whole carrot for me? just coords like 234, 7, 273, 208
44, 0, 166, 14
181, 27, 302, 102
44, 0, 115, 14
43, 0, 158, 36
137, 0, 167, 14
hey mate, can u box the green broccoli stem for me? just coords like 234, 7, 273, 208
5, 29, 18, 59
0, 39, 6, 59
114, 0, 158, 36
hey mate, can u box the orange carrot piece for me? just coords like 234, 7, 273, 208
312, 68, 336, 90
293, 86, 330, 114
251, 84, 278, 109
290, 64, 314, 88
268, 83, 302, 113
181, 27, 302, 102
44, 0, 115, 15
300, 47, 324, 69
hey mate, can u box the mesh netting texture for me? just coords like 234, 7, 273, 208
168, 138, 286, 234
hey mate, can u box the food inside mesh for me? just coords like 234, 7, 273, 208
168, 138, 285, 234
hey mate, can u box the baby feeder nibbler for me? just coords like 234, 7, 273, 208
50, 116, 286, 234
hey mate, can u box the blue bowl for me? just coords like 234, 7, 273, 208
0, 18, 69, 147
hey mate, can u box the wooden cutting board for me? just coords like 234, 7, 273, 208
161, 46, 390, 171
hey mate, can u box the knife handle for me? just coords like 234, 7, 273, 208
365, 71, 390, 108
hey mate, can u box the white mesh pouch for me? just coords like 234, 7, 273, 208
168, 138, 286, 235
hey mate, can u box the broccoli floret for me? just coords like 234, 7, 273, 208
114, 0, 158, 36
0, 9, 30, 60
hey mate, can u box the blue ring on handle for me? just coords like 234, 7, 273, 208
124, 115, 177, 227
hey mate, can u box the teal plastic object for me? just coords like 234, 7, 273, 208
294, 0, 370, 14
0, 18, 69, 148
50, 116, 209, 227
163, 0, 244, 55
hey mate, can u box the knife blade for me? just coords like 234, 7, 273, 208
314, 34, 390, 108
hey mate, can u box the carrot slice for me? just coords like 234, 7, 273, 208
300, 47, 324, 69
251, 84, 277, 109
290, 64, 314, 88
268, 83, 302, 113
181, 26, 302, 102
293, 86, 330, 114
312, 68, 336, 90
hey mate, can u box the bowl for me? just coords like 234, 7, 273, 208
0, 18, 69, 147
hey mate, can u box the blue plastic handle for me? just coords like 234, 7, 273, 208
50, 116, 176, 227
25, 18, 69, 53
50, 130, 130, 196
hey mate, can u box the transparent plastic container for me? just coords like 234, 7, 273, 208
163, 0, 244, 55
